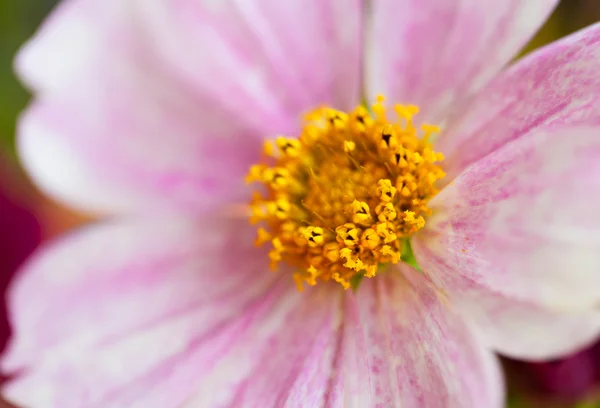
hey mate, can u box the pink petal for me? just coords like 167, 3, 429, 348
4, 216, 364, 408
181, 287, 343, 408
437, 22, 600, 179
2, 216, 290, 407
18, 0, 364, 214
366, 0, 557, 124
3, 219, 504, 408
421, 269, 600, 361
413, 126, 600, 359
328, 267, 504, 408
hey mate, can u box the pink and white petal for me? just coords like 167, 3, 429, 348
18, 98, 263, 215
18, 0, 364, 214
412, 259, 600, 360
413, 126, 600, 358
438, 22, 600, 179
141, 0, 364, 114
181, 287, 343, 408
2, 216, 296, 408
7, 283, 343, 408
366, 0, 558, 125
328, 267, 503, 408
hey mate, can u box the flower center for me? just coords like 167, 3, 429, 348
246, 96, 445, 290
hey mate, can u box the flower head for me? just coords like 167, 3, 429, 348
247, 99, 444, 289
4, 1, 600, 407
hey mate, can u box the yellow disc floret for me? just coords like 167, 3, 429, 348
246, 96, 445, 290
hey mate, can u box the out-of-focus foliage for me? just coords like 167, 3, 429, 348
0, 1, 56, 152
522, 0, 600, 55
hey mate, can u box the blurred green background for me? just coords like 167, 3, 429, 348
0, 1, 599, 408
0, 1, 56, 153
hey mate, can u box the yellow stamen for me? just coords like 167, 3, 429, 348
351, 200, 372, 225
276, 137, 301, 158
301, 226, 325, 247
343, 140, 356, 153
377, 179, 397, 202
246, 96, 444, 289
254, 227, 272, 246
336, 223, 360, 247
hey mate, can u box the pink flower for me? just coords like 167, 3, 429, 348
5, 1, 600, 407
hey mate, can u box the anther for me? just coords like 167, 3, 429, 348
323, 242, 341, 262
336, 223, 359, 246
351, 200, 372, 225
326, 109, 348, 131
302, 226, 325, 247
404, 211, 425, 229
245, 164, 266, 183
255, 228, 272, 246
381, 245, 401, 263
377, 179, 397, 202
263, 167, 290, 190
344, 140, 356, 153
376, 222, 397, 243
361, 228, 381, 250
267, 198, 291, 219
376, 202, 397, 222
379, 125, 397, 149
276, 137, 301, 157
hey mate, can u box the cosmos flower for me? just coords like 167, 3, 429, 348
4, 1, 600, 407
